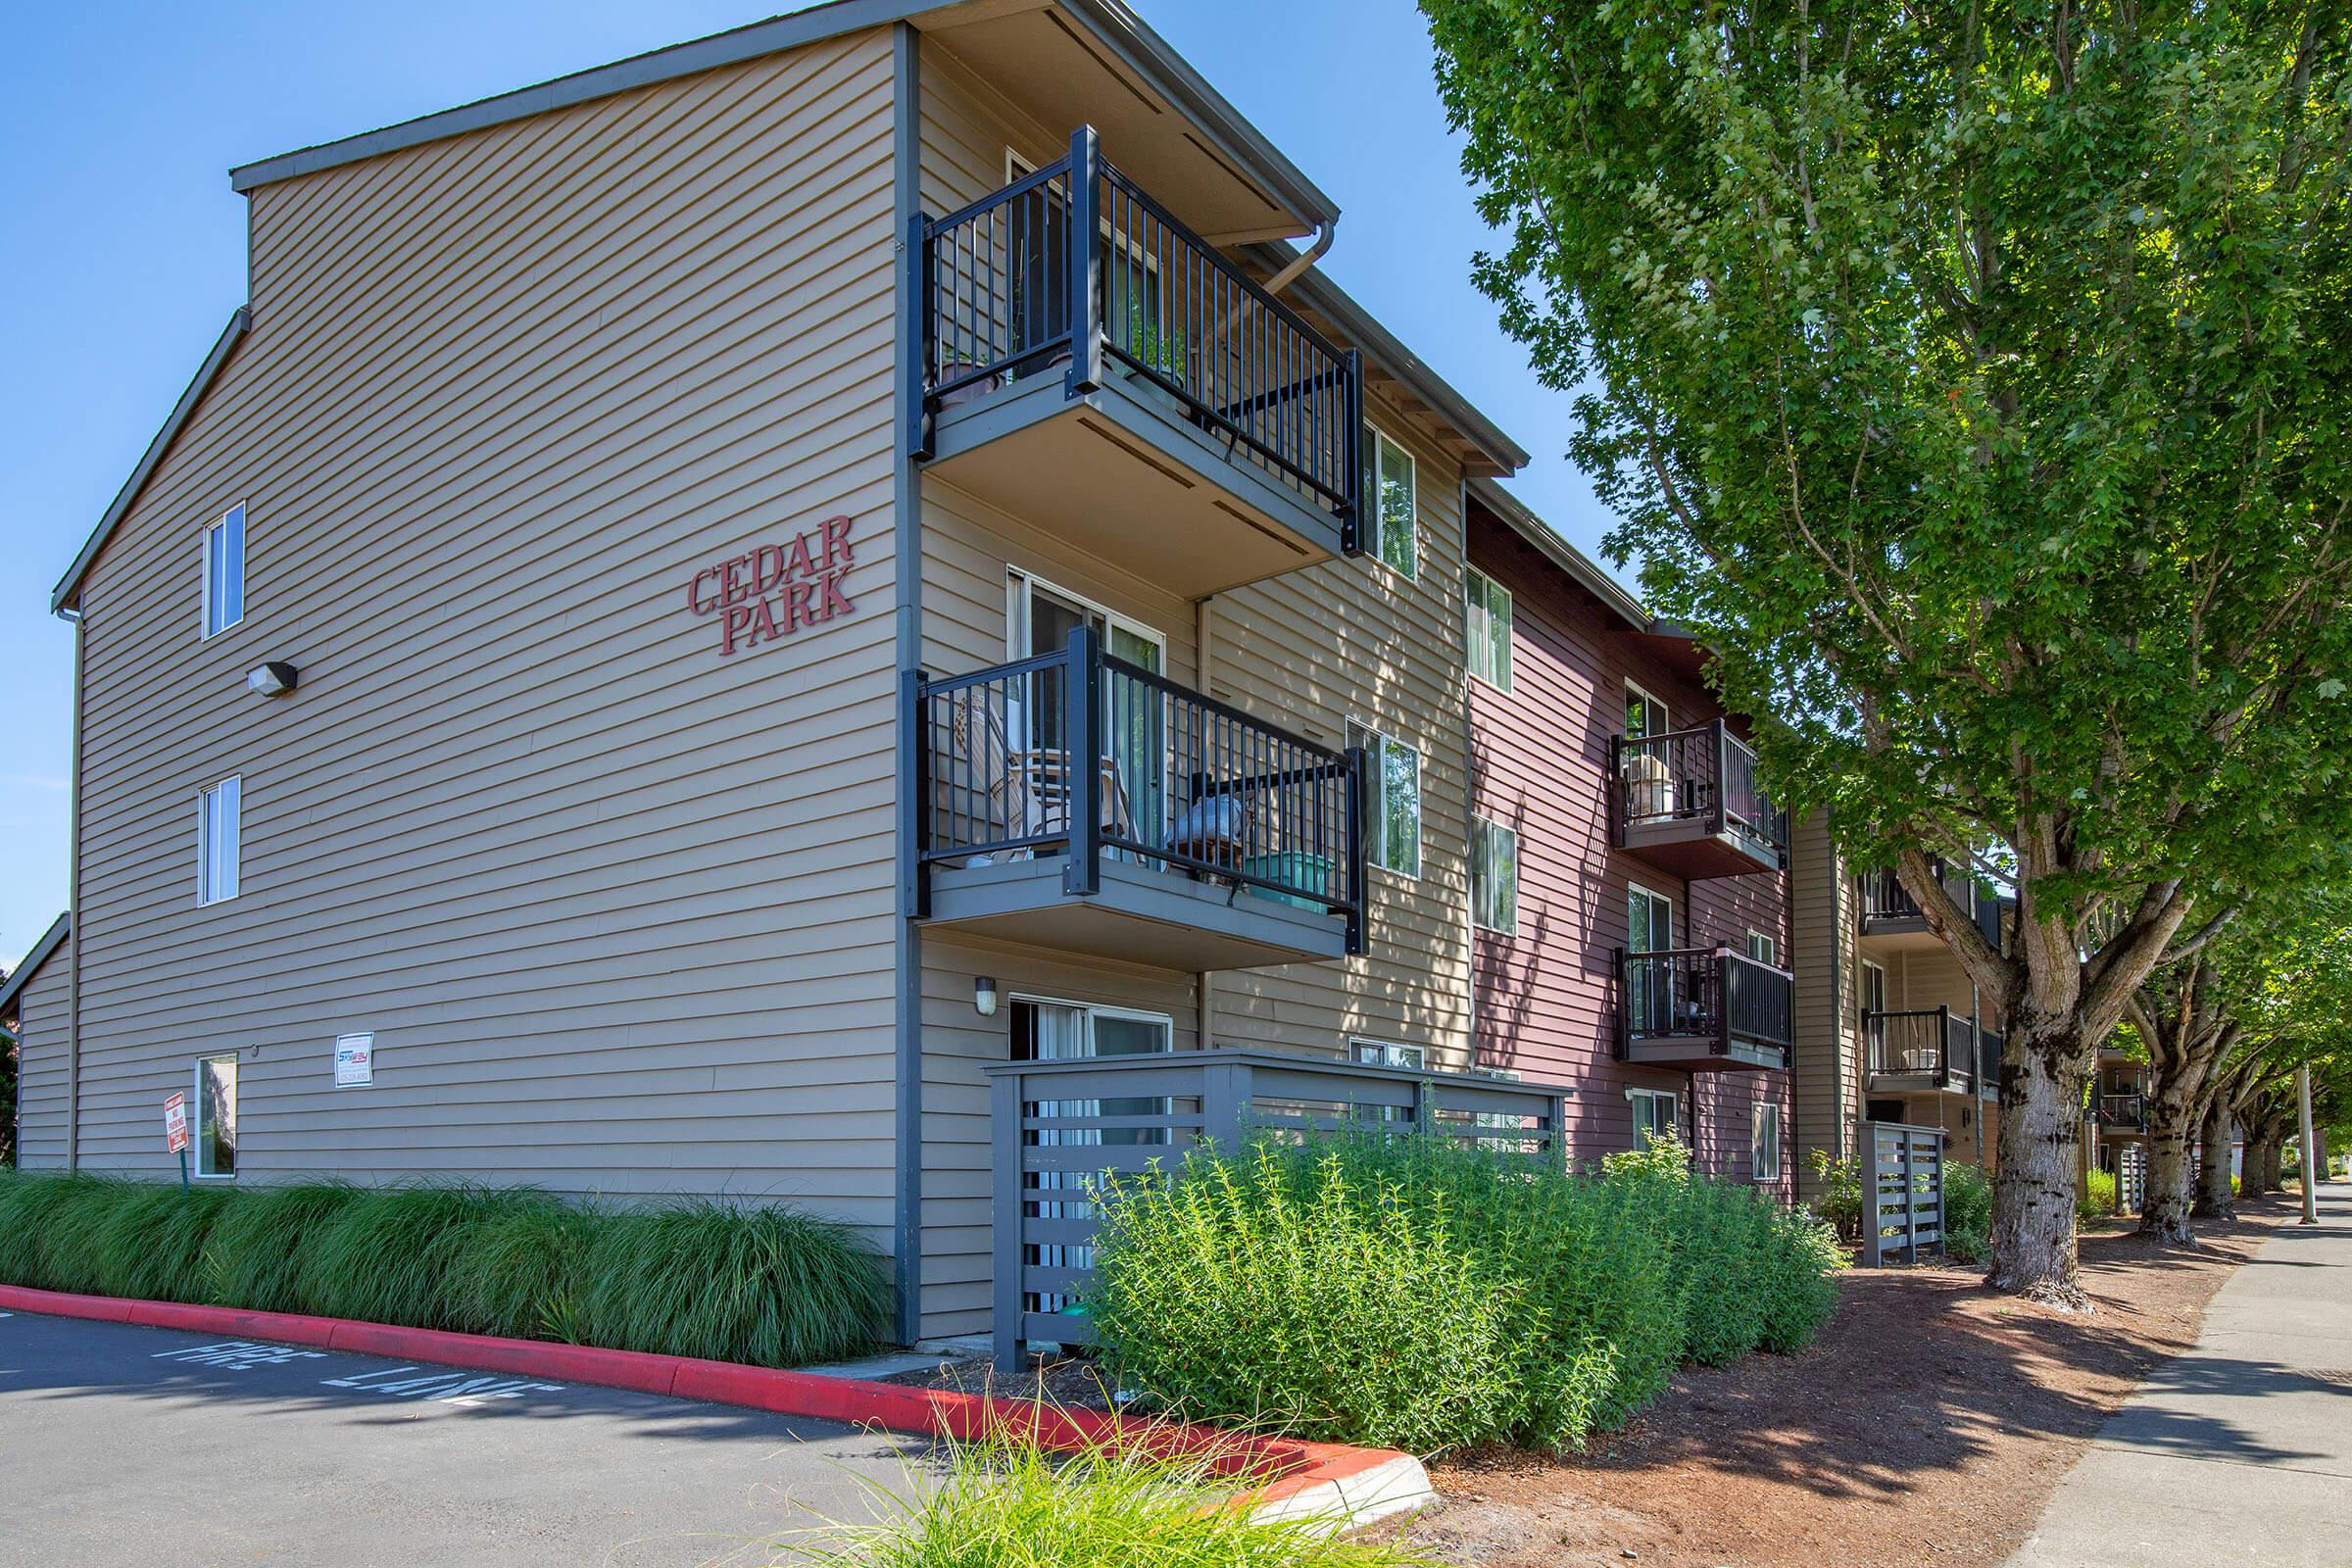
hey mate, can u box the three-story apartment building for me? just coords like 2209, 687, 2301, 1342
11, 0, 1807, 1352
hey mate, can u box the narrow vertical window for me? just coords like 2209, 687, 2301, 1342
1361, 428, 1417, 579
1630, 1088, 1679, 1149
1745, 929, 1779, 966
1349, 721, 1422, 878
195, 1054, 238, 1178
198, 775, 241, 905
1752, 1102, 1784, 1183
1624, 681, 1668, 740
1471, 815, 1518, 934
1464, 566, 1513, 690
202, 504, 245, 637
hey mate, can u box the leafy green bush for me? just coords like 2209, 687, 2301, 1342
1089, 1131, 1842, 1453
787, 1430, 1438, 1568
2080, 1169, 2118, 1225
1942, 1162, 1993, 1263
1805, 1148, 1864, 1239
0, 1170, 887, 1367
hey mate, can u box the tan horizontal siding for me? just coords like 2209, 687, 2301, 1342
64, 33, 906, 1241
12, 953, 72, 1168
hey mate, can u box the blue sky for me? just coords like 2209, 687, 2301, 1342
0, 0, 1613, 967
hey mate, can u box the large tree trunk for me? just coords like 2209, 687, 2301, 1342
2241, 1136, 2275, 1196
2192, 1102, 2236, 1219
1986, 1028, 2091, 1299
2138, 1097, 2198, 1246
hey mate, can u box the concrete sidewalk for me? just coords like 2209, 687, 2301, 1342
2009, 1181, 2352, 1567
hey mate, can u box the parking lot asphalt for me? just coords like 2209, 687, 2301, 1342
0, 1309, 927, 1568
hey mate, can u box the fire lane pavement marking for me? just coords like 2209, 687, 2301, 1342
319, 1365, 567, 1406
153, 1340, 330, 1371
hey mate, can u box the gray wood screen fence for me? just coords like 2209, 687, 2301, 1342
1861, 1119, 1946, 1265
979, 1049, 1574, 1371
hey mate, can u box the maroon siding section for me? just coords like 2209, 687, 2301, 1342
1465, 506, 1794, 1198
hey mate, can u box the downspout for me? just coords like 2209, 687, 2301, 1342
889, 20, 925, 1348
1259, 220, 1336, 298
1195, 595, 1216, 1052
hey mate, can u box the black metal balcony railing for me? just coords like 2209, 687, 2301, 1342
1863, 1007, 1979, 1086
911, 126, 1362, 535
1611, 719, 1789, 867
909, 624, 1365, 952
1979, 1028, 2003, 1097
1858, 861, 2010, 951
2098, 1092, 2148, 1132
1620, 947, 1795, 1058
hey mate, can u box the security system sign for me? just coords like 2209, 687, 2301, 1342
334, 1033, 374, 1088
163, 1093, 190, 1153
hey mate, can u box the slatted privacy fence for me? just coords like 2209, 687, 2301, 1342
1862, 1120, 1947, 1265
979, 1049, 1574, 1371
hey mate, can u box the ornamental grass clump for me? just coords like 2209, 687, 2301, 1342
1089, 1128, 1842, 1454
0, 1170, 889, 1368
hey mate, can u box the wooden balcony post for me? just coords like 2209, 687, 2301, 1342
1063, 625, 1102, 896
1341, 348, 1365, 555
1343, 743, 1368, 956
1709, 717, 1731, 839
902, 669, 930, 919
1065, 126, 1102, 396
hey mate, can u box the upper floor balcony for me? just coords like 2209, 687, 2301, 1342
1857, 861, 2011, 954
907, 127, 1360, 598
1865, 1006, 1994, 1097
1617, 946, 1794, 1072
2097, 1092, 2148, 1135
1609, 720, 1788, 880
908, 624, 1362, 971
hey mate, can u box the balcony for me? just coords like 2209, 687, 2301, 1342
1617, 948, 1794, 1072
908, 127, 1360, 599
909, 625, 1362, 970
1864, 1007, 1985, 1096
2097, 1092, 2148, 1136
1979, 1027, 2004, 1102
1609, 720, 1788, 880
1857, 863, 2010, 953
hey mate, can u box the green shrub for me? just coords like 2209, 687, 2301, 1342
1090, 1130, 1841, 1454
2080, 1169, 2118, 1225
575, 1198, 891, 1367
1942, 1162, 1993, 1263
787, 1431, 1438, 1568
0, 1172, 886, 1369
1805, 1148, 1864, 1238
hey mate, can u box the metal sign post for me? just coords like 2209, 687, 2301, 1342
164, 1092, 190, 1192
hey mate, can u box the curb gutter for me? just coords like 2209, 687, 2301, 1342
0, 1284, 1432, 1529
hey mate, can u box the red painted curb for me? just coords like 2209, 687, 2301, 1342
0, 1284, 1409, 1505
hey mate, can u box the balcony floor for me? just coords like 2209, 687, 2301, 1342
923, 852, 1349, 970
1868, 1070, 1977, 1097
927, 368, 1347, 599
1618, 819, 1785, 880
1623, 1034, 1790, 1073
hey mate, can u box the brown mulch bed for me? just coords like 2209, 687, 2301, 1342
878, 1348, 1122, 1412
1394, 1200, 2294, 1568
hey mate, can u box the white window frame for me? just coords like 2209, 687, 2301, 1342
1363, 426, 1418, 580
1624, 678, 1669, 740
192, 1054, 238, 1179
1627, 1086, 1679, 1149
1745, 929, 1779, 966
1752, 1101, 1784, 1183
1348, 720, 1422, 879
1348, 1039, 1427, 1070
1471, 815, 1519, 936
201, 503, 246, 639
197, 774, 241, 906
1464, 566, 1513, 691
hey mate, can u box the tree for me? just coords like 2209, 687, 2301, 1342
1425, 1, 2352, 1298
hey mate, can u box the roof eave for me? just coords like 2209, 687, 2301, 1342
53, 307, 251, 615
0, 912, 72, 1018
1466, 475, 1651, 633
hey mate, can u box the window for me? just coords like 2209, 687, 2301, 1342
1745, 929, 1779, 966
1349, 722, 1421, 877
1464, 567, 1513, 690
197, 775, 241, 905
1629, 1087, 1679, 1149
1349, 1039, 1427, 1070
1752, 1102, 1784, 1183
194, 1055, 238, 1178
1471, 816, 1518, 935
202, 504, 245, 638
1362, 427, 1417, 579
1624, 681, 1669, 740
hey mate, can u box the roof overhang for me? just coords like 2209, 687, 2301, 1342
0, 912, 71, 1020
53, 309, 250, 615
225, 0, 1339, 238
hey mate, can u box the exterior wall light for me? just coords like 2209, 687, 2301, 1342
974, 976, 999, 1017
247, 662, 299, 697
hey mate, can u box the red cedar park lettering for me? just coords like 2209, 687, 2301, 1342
684, 514, 857, 656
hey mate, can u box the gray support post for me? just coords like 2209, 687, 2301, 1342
903, 209, 934, 460
1063, 625, 1101, 896
1065, 126, 1102, 395
992, 1067, 1025, 1373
